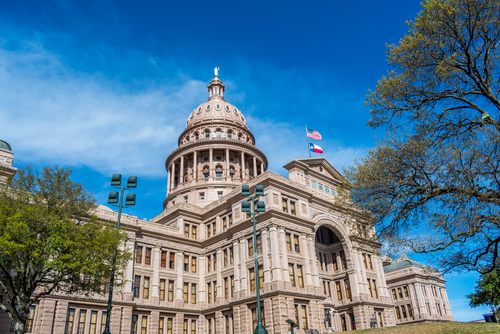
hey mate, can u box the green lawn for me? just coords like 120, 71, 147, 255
354, 322, 500, 333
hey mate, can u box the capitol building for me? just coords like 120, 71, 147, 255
0, 73, 454, 333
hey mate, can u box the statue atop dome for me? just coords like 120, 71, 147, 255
214, 67, 219, 76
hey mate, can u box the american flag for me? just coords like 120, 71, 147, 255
307, 128, 322, 140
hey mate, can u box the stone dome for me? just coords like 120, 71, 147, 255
0, 140, 11, 152
185, 75, 247, 130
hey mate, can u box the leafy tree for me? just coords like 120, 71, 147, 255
341, 0, 500, 273
467, 268, 500, 320
0, 165, 129, 334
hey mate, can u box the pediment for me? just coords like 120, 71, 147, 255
283, 158, 345, 185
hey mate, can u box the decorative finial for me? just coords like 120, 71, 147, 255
214, 67, 219, 77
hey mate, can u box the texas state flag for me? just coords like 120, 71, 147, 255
310, 143, 323, 153
307, 128, 322, 140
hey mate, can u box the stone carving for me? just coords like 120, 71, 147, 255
214, 67, 219, 76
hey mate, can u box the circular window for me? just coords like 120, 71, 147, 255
216, 156, 222, 161
197, 107, 202, 113
229, 157, 234, 162
206, 105, 211, 111
225, 105, 230, 111
216, 104, 221, 110
234, 108, 238, 114
204, 157, 209, 162
319, 166, 324, 172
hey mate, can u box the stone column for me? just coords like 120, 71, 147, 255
176, 252, 184, 303
209, 148, 214, 179
193, 150, 198, 183
239, 238, 248, 293
216, 249, 223, 302
151, 246, 160, 304
442, 289, 453, 316
123, 239, 135, 301
149, 310, 160, 334
352, 249, 365, 296
269, 225, 282, 282
240, 151, 245, 180
307, 235, 320, 287
278, 227, 290, 283
300, 234, 313, 288
261, 228, 271, 286
358, 251, 369, 296
427, 284, 437, 317
253, 156, 257, 178
226, 148, 230, 181
180, 155, 184, 185
233, 240, 241, 292
199, 256, 206, 304
260, 161, 264, 174
414, 283, 428, 317
373, 256, 386, 298
167, 169, 171, 193
408, 282, 420, 318
171, 162, 176, 190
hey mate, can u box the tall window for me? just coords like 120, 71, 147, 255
332, 253, 338, 271
408, 305, 413, 318
131, 315, 138, 334
184, 225, 190, 238
401, 305, 407, 318
183, 283, 189, 303
168, 280, 174, 302
228, 214, 232, 227
205, 131, 210, 138
145, 248, 152, 265
340, 250, 347, 269
77, 310, 86, 334
282, 199, 288, 212
207, 283, 212, 303
248, 238, 254, 256
404, 286, 409, 297
293, 235, 300, 253
286, 233, 292, 251
160, 279, 166, 301
143, 277, 150, 299
336, 281, 342, 300
368, 254, 373, 269
169, 253, 175, 269
214, 254, 217, 271
398, 287, 403, 298
192, 226, 197, 240
183, 319, 188, 334
167, 318, 173, 334
230, 247, 234, 264
294, 305, 299, 324
258, 265, 264, 288
224, 249, 228, 266
192, 257, 197, 273
224, 277, 229, 298
141, 317, 147, 334
65, 308, 75, 334
191, 320, 196, 334
213, 281, 217, 298
191, 284, 197, 304
161, 251, 167, 268
159, 318, 164, 334
208, 255, 212, 272
301, 306, 308, 329
249, 268, 256, 291
134, 276, 140, 297
297, 265, 304, 288
289, 263, 296, 286
345, 279, 351, 300
368, 279, 373, 297
228, 131, 232, 138
256, 235, 262, 254
363, 254, 368, 268
136, 246, 143, 263
290, 201, 296, 215
25, 306, 36, 333
184, 255, 189, 271
89, 311, 97, 334
212, 223, 216, 236
231, 276, 234, 297
372, 280, 378, 298
100, 313, 107, 334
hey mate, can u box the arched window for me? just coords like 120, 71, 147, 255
215, 166, 223, 180
195, 132, 199, 140
238, 133, 242, 140
216, 129, 222, 137
228, 131, 232, 138
205, 130, 210, 138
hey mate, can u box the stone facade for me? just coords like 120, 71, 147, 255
0, 74, 454, 333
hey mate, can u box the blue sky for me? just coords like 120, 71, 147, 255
0, 0, 491, 322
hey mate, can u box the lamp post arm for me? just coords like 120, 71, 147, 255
103, 186, 125, 334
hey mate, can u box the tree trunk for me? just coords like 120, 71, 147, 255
11, 319, 25, 334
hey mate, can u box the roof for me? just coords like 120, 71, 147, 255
383, 259, 424, 273
0, 140, 12, 152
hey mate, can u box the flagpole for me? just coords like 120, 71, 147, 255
305, 125, 311, 158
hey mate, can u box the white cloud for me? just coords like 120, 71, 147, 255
0, 40, 206, 177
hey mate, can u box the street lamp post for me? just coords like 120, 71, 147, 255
241, 184, 268, 334
103, 174, 137, 334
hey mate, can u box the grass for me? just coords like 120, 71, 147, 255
354, 322, 500, 333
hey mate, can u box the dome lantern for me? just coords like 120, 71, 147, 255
208, 67, 225, 101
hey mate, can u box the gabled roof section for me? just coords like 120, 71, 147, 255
283, 158, 344, 185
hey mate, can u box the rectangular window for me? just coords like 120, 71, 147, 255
404, 286, 409, 297
228, 214, 232, 227
294, 305, 299, 324
248, 238, 254, 256
134, 276, 141, 297
340, 315, 346, 331
161, 251, 167, 268
293, 235, 300, 253
289, 263, 296, 286
184, 255, 189, 271
368, 279, 373, 297
168, 280, 174, 302
183, 319, 188, 334
218, 192, 223, 199
160, 279, 166, 301
231, 275, 234, 297
290, 201, 296, 215
136, 246, 143, 263
200, 192, 205, 200
408, 304, 413, 318
402, 305, 407, 318
301, 306, 308, 329
214, 254, 217, 271
65, 308, 75, 334
372, 280, 378, 298
392, 289, 397, 300
208, 255, 212, 272
167, 318, 173, 334
191, 320, 196, 334
340, 250, 346, 269
25, 306, 36, 333
256, 235, 262, 254
184, 225, 190, 238
249, 268, 256, 291
332, 253, 338, 271
101, 313, 107, 334
207, 283, 212, 303
252, 308, 257, 330
230, 247, 234, 264
131, 315, 138, 334
143, 277, 150, 299
282, 199, 288, 212
191, 284, 197, 304
141, 317, 147, 334
192, 226, 197, 240
286, 233, 292, 251
77, 310, 86, 334
345, 279, 351, 299
159, 318, 164, 334
183, 283, 189, 303
207, 224, 211, 238
224, 249, 228, 266
212, 223, 216, 236
378, 313, 383, 328
192, 257, 197, 273
258, 265, 264, 289
398, 287, 403, 298
222, 217, 227, 231
224, 277, 229, 298
368, 254, 373, 269
169, 253, 175, 269
297, 265, 304, 288
145, 248, 152, 265
89, 311, 97, 334
396, 307, 401, 320
336, 281, 342, 300
363, 254, 368, 268
213, 281, 217, 299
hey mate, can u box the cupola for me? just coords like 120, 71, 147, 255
207, 67, 225, 101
